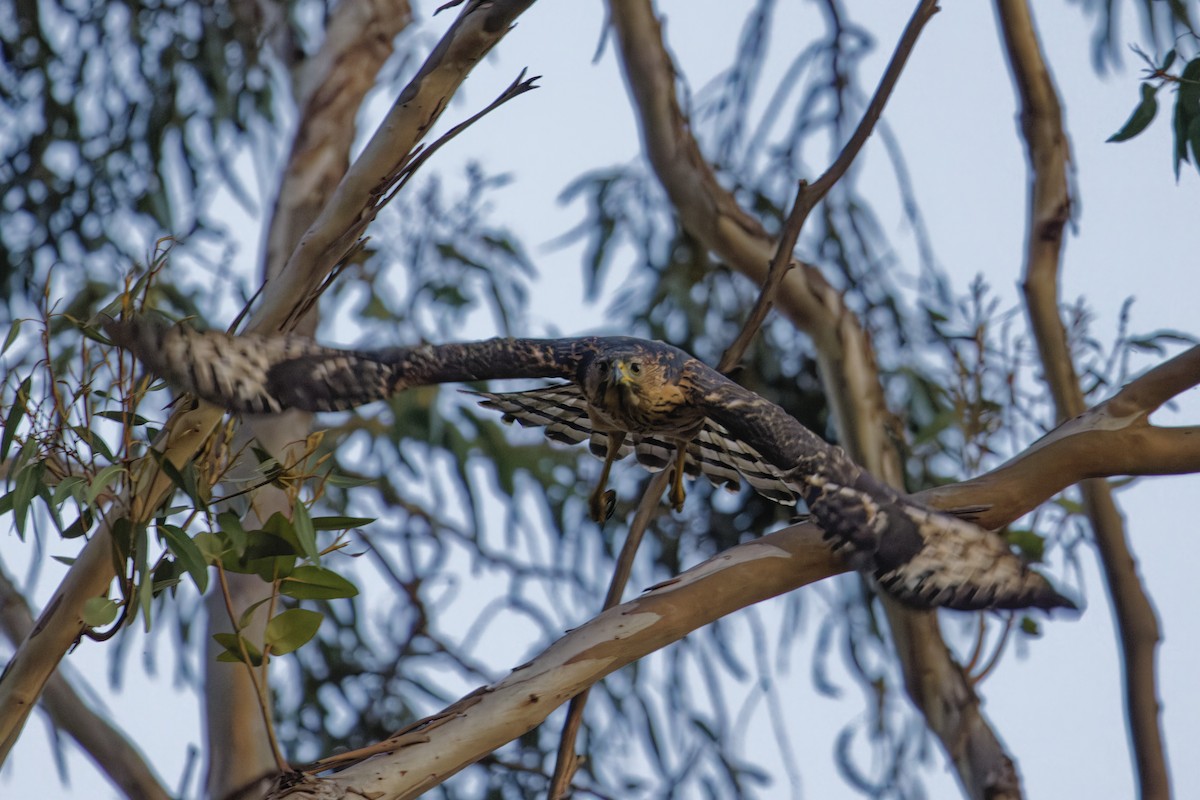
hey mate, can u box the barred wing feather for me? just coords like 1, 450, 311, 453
467, 386, 797, 506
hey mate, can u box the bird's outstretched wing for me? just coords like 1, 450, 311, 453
693, 370, 1075, 611
469, 386, 798, 505
103, 315, 585, 412
799, 472, 1071, 610
104, 316, 404, 413
106, 316, 1076, 612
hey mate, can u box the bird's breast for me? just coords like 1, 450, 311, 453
590, 382, 705, 438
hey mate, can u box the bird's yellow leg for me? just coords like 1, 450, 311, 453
589, 432, 625, 522
668, 444, 687, 512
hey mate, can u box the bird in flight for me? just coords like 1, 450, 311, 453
106, 316, 1075, 612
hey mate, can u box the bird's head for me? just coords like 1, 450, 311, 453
581, 347, 696, 433
584, 355, 649, 411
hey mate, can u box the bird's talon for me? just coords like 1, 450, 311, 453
669, 469, 686, 512
589, 488, 619, 522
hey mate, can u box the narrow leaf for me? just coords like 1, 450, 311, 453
292, 499, 319, 564
1, 318, 22, 355
238, 597, 273, 630
94, 410, 151, 426
61, 510, 94, 539
216, 511, 248, 553
150, 451, 206, 509
159, 524, 210, 594
310, 515, 375, 531
12, 461, 45, 538
53, 475, 87, 505
1107, 82, 1159, 142
86, 464, 125, 505
0, 376, 31, 463
1188, 115, 1200, 173
212, 632, 263, 666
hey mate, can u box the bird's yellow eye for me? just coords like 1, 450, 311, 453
629, 362, 641, 375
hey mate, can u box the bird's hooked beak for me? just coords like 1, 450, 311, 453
602, 359, 638, 408
610, 360, 636, 387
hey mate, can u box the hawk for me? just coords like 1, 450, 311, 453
105, 316, 1075, 612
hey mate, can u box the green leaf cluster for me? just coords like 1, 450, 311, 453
1108, 48, 1200, 178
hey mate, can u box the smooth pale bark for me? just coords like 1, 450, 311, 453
0, 0, 537, 778
268, 526, 841, 800
995, 2, 1168, 797
0, 563, 170, 800
206, 2, 413, 796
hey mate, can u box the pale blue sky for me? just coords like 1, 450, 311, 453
4, 2, 1198, 798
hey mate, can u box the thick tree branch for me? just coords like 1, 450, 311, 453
0, 0, 537, 771
994, 3, 1169, 798
273, 526, 842, 800
607, 2, 1027, 797
607, 0, 898, 467
548, 469, 673, 797
263, 0, 415, 288
252, 339, 1197, 798
208, 4, 414, 795
0, 563, 170, 800
249, 0, 537, 334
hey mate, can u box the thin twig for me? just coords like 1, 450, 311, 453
280, 70, 540, 333
718, 0, 941, 372
215, 563, 289, 774
962, 613, 989, 674
548, 469, 673, 799
969, 613, 1015, 685
716, 202, 801, 372
382, 69, 540, 208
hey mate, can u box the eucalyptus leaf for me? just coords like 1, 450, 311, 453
265, 608, 323, 655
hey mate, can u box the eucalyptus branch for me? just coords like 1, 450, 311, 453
0, 0, 539, 768
250, 0, 539, 335
215, 563, 288, 774
606, 2, 1028, 796
548, 469, 673, 798
994, 4, 1167, 792
271, 338, 1198, 798
283, 69, 541, 332
719, 0, 941, 372
0, 562, 171, 800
